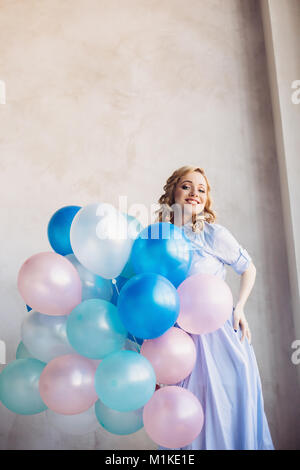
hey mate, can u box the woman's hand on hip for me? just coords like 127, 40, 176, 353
233, 304, 251, 345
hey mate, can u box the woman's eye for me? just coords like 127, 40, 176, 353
181, 185, 205, 193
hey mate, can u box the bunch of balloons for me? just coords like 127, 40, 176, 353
0, 203, 233, 448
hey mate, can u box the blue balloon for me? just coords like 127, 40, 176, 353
129, 222, 192, 288
110, 277, 144, 346
0, 358, 47, 415
47, 205, 81, 256
95, 399, 143, 435
94, 350, 156, 412
119, 259, 136, 280
119, 214, 143, 280
117, 273, 180, 339
66, 299, 127, 359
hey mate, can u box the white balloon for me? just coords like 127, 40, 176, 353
21, 311, 75, 363
70, 203, 133, 279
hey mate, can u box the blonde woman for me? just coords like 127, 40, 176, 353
155, 166, 274, 450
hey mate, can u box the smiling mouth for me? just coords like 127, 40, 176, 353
185, 199, 200, 205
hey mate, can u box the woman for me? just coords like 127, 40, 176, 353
155, 165, 274, 450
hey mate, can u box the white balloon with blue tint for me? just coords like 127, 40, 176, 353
21, 311, 75, 363
70, 203, 133, 279
65, 254, 113, 301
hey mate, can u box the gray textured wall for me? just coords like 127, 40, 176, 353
0, 0, 299, 450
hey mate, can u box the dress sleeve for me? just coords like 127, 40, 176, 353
212, 225, 252, 275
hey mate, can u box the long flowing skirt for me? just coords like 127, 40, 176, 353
159, 310, 274, 450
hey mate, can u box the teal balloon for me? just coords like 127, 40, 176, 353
129, 222, 192, 288
95, 399, 143, 435
66, 299, 127, 359
0, 358, 47, 415
16, 341, 34, 360
94, 350, 156, 412
65, 254, 113, 302
117, 273, 180, 339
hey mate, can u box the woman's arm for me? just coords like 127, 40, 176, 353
233, 261, 257, 344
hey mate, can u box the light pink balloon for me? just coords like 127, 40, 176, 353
18, 252, 82, 316
177, 273, 233, 334
140, 327, 196, 385
39, 354, 98, 415
143, 386, 204, 448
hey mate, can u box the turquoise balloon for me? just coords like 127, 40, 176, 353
0, 358, 47, 415
65, 254, 113, 302
94, 350, 156, 412
95, 399, 143, 435
16, 341, 33, 360
66, 299, 127, 359
129, 222, 192, 288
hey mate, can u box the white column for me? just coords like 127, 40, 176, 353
260, 0, 300, 345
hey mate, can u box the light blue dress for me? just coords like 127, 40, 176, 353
159, 221, 274, 450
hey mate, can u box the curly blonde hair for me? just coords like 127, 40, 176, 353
155, 166, 217, 232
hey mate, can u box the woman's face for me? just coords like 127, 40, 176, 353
173, 171, 208, 223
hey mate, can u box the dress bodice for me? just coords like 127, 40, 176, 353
181, 221, 252, 280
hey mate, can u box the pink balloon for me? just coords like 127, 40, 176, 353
18, 252, 82, 316
143, 386, 204, 448
39, 354, 98, 415
177, 273, 233, 334
140, 327, 196, 385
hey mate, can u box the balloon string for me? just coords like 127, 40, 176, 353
111, 278, 120, 295
131, 335, 141, 353
112, 278, 140, 353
